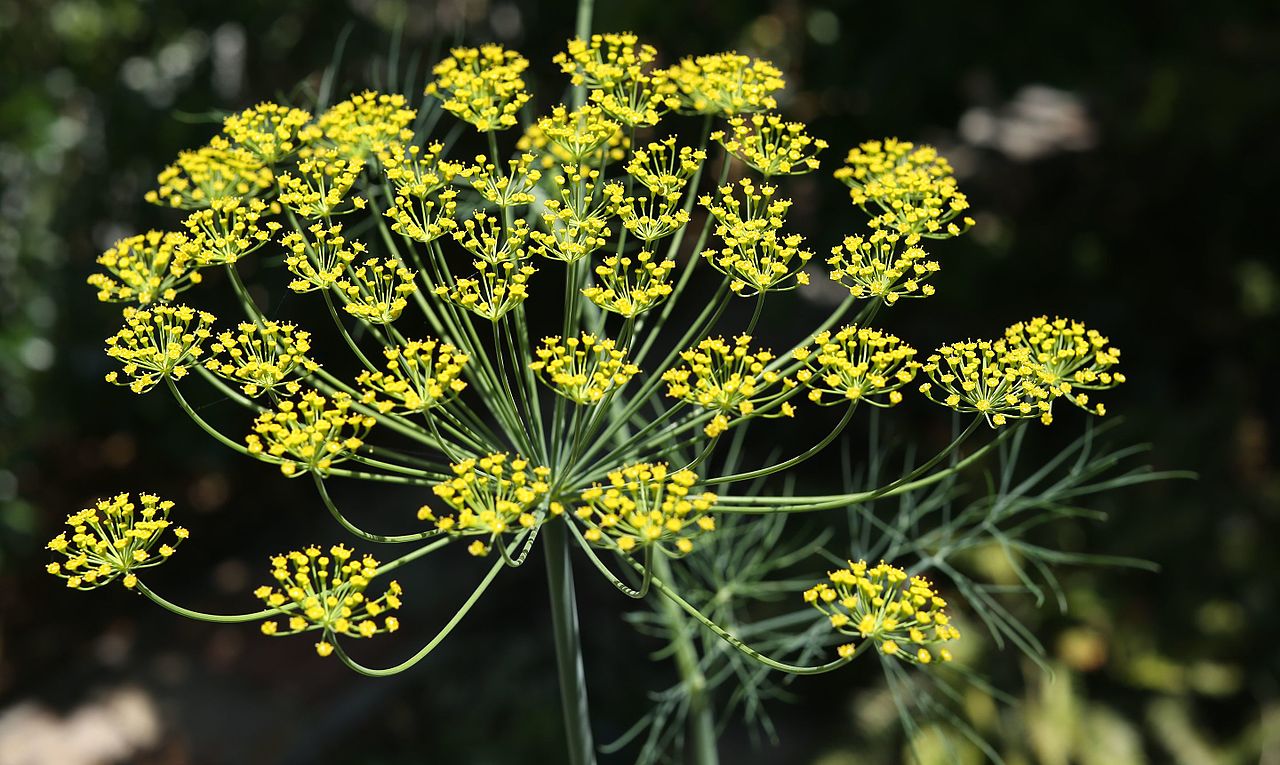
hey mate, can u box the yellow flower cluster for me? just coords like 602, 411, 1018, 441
421, 454, 551, 556
454, 212, 529, 265
700, 179, 812, 295
357, 339, 468, 414
246, 390, 375, 476
518, 123, 630, 168
205, 321, 318, 397
582, 250, 675, 317
1004, 316, 1125, 415
382, 141, 463, 243
436, 259, 536, 322
277, 149, 367, 219
667, 52, 785, 116
179, 197, 281, 266
662, 335, 797, 437
918, 340, 1052, 426
795, 326, 918, 406
714, 113, 827, 177
222, 102, 312, 165
606, 181, 690, 244
427, 45, 531, 132
536, 104, 620, 162
555, 32, 659, 90
315, 91, 416, 162
256, 545, 402, 657
105, 304, 215, 393
826, 232, 939, 304
529, 168, 612, 262
530, 333, 639, 405
804, 560, 960, 664
282, 223, 366, 292
625, 137, 705, 198
553, 33, 677, 127
468, 153, 543, 208
335, 257, 418, 324
46, 493, 188, 590
576, 463, 718, 555
146, 135, 274, 209
834, 139, 974, 238
88, 231, 201, 305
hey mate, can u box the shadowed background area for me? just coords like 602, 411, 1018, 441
1, 0, 1277, 763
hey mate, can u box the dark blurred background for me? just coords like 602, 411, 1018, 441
1, 0, 1277, 763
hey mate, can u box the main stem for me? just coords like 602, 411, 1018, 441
545, 520, 596, 765
654, 555, 718, 765
545, 2, 599, 764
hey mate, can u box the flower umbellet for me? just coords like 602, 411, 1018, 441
256, 545, 402, 656
59, 25, 1135, 765
805, 560, 960, 664
575, 463, 717, 556
47, 493, 189, 591
88, 231, 202, 305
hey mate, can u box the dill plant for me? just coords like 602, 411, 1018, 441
49, 8, 1171, 763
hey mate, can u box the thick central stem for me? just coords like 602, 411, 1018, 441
654, 554, 719, 765
544, 520, 596, 765
546, 2, 599, 764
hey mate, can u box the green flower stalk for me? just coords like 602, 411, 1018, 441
57, 19, 1141, 765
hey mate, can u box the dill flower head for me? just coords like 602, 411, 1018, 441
833, 139, 974, 239
554, 32, 658, 91
281, 223, 366, 293
530, 333, 639, 405
714, 113, 827, 177
536, 104, 620, 162
145, 135, 274, 209
315, 91, 416, 162
554, 33, 676, 128
382, 141, 463, 243
382, 141, 464, 197
105, 304, 215, 393
826, 232, 940, 304
255, 545, 402, 655
46, 493, 189, 591
421, 454, 552, 556
357, 338, 469, 414
518, 122, 631, 168
529, 213, 610, 263
436, 259, 536, 322
605, 182, 690, 244
804, 560, 960, 664
179, 197, 281, 267
427, 44, 531, 132
277, 149, 368, 219
662, 335, 798, 437
700, 178, 812, 295
335, 257, 418, 324
666, 52, 785, 116
88, 231, 202, 305
205, 321, 318, 397
454, 212, 530, 265
222, 102, 313, 165
575, 463, 718, 555
918, 339, 1052, 427
467, 152, 543, 208
625, 137, 705, 198
796, 326, 919, 406
1004, 316, 1125, 415
582, 250, 675, 317
246, 390, 376, 477
529, 168, 612, 262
